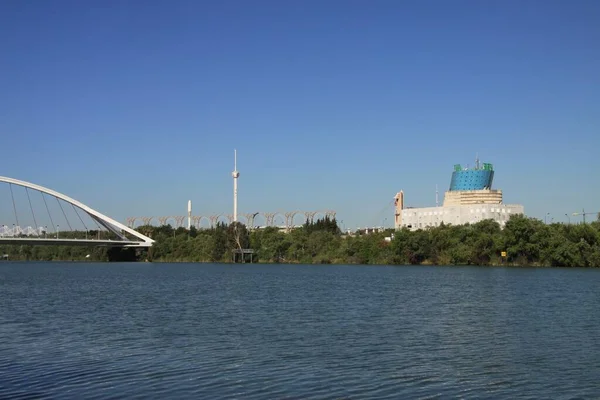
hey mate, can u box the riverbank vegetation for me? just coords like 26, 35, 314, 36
1, 215, 599, 267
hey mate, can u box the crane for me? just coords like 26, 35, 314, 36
572, 209, 599, 224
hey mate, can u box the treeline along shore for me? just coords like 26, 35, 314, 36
1, 215, 600, 267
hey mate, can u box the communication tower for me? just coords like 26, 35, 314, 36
232, 149, 240, 222
187, 200, 192, 230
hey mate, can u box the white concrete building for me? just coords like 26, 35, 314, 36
393, 159, 525, 231
398, 203, 524, 230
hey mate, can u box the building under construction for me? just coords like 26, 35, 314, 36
394, 158, 524, 230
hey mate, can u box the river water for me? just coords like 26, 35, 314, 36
1, 262, 599, 399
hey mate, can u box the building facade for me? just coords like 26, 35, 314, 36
399, 204, 524, 230
394, 159, 524, 231
449, 162, 494, 191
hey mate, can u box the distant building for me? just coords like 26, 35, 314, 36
394, 158, 524, 230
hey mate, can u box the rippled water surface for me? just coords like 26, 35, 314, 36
1, 262, 600, 399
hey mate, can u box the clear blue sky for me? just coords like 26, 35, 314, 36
1, 0, 599, 229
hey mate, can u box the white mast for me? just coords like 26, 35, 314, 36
231, 149, 239, 223
187, 200, 192, 229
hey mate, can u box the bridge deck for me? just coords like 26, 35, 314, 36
0, 238, 151, 247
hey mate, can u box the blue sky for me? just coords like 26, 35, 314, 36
1, 0, 599, 229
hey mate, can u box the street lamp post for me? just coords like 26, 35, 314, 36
544, 213, 550, 224
565, 214, 570, 224
56, 225, 59, 239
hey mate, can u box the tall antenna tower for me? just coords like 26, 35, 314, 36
232, 149, 240, 223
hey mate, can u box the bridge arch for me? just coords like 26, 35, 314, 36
161, 216, 179, 228
291, 211, 307, 228
127, 217, 138, 228
0, 176, 154, 247
271, 212, 286, 227
252, 213, 267, 228
132, 218, 147, 228
214, 214, 229, 226
312, 210, 327, 222
192, 215, 212, 229
141, 216, 155, 226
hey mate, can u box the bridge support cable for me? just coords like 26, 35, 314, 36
9, 183, 20, 227
56, 197, 73, 231
89, 215, 104, 239
26, 187, 39, 230
0, 176, 154, 247
71, 203, 89, 236
42, 193, 56, 233
90, 215, 129, 241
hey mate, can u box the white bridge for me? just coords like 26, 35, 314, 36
0, 176, 154, 247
